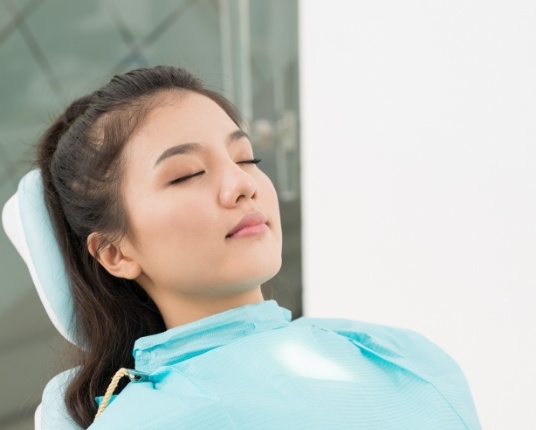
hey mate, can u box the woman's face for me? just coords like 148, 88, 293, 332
118, 91, 282, 319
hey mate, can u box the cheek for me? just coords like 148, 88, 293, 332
259, 174, 280, 217
133, 193, 218, 247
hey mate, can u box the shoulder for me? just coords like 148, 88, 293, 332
41, 368, 82, 430
293, 316, 455, 367
293, 317, 481, 429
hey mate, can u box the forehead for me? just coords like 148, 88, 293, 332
139, 91, 235, 137
123, 91, 241, 165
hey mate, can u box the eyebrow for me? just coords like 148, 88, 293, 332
153, 129, 250, 168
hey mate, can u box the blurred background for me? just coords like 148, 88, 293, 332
2, 1, 536, 430
0, 1, 300, 428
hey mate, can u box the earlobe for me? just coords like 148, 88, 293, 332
87, 233, 142, 280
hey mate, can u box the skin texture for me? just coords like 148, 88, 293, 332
90, 91, 282, 328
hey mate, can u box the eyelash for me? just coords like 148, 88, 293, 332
169, 171, 204, 185
169, 158, 262, 185
238, 158, 262, 165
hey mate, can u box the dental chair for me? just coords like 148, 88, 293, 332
2, 169, 79, 429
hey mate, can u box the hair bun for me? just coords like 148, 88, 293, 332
37, 93, 93, 177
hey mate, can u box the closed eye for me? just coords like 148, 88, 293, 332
237, 158, 262, 165
169, 159, 260, 185
169, 170, 205, 185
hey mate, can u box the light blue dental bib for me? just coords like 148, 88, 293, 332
43, 300, 481, 429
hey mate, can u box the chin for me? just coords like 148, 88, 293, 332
232, 259, 282, 293
257, 258, 283, 286
241, 244, 282, 273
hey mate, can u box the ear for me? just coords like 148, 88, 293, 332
87, 232, 142, 280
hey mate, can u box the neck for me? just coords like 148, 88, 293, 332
155, 287, 265, 329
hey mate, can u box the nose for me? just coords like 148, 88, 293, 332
218, 162, 258, 208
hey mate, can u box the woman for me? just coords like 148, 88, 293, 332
34, 66, 480, 429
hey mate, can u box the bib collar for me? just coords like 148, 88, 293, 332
133, 300, 291, 373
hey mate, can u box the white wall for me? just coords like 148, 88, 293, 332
299, 1, 536, 429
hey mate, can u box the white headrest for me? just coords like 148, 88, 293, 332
2, 170, 77, 344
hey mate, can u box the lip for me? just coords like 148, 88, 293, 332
226, 211, 268, 239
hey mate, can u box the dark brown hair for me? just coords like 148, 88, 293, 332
36, 66, 242, 428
